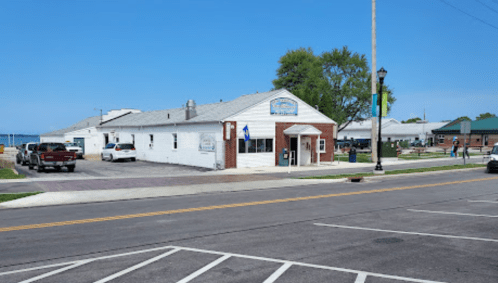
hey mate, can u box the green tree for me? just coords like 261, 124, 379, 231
476, 112, 496, 120
272, 46, 396, 132
456, 116, 471, 121
402, 117, 421, 123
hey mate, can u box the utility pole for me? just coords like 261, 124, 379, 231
371, 0, 378, 163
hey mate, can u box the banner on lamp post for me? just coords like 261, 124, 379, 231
372, 94, 377, 116
382, 92, 388, 117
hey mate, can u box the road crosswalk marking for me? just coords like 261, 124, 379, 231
0, 245, 446, 283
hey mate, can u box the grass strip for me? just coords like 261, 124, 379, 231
0, 168, 25, 179
301, 163, 487, 179
0, 192, 43, 203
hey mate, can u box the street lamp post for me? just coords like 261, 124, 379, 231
375, 67, 387, 172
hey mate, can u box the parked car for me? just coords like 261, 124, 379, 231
101, 143, 136, 162
64, 142, 84, 159
353, 139, 371, 149
336, 140, 353, 149
16, 142, 38, 166
410, 140, 424, 147
486, 142, 498, 173
29, 143, 77, 172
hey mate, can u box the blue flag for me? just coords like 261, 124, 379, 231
243, 125, 250, 142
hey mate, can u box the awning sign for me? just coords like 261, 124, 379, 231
199, 133, 216, 152
270, 98, 298, 115
243, 125, 250, 142
372, 94, 377, 116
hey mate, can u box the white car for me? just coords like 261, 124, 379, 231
64, 142, 84, 159
101, 143, 136, 162
486, 142, 498, 173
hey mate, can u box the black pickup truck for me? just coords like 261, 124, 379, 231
29, 143, 77, 172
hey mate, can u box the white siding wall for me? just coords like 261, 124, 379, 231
64, 127, 102, 155
236, 121, 275, 168
40, 136, 65, 143
111, 123, 223, 169
228, 91, 335, 124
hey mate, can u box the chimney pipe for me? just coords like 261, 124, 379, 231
185, 100, 197, 120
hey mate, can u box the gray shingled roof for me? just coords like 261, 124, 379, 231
41, 116, 102, 137
100, 89, 286, 128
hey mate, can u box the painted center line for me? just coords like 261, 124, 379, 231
468, 200, 498, 204
314, 223, 498, 243
407, 209, 498, 218
1, 176, 497, 233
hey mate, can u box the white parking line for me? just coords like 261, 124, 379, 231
177, 254, 231, 283
354, 272, 368, 283
468, 200, 498, 204
18, 260, 93, 283
314, 223, 498, 243
407, 209, 498, 218
262, 262, 292, 283
93, 248, 180, 283
1, 245, 447, 283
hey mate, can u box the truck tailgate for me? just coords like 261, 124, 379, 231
44, 152, 75, 162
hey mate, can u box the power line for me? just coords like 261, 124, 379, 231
438, 0, 498, 31
475, 0, 498, 14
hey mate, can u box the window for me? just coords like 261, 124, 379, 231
116, 137, 119, 143
438, 135, 445, 144
131, 134, 135, 146
484, 135, 489, 146
106, 143, 115, 149
150, 135, 154, 144
173, 134, 177, 149
319, 139, 325, 153
238, 139, 273, 153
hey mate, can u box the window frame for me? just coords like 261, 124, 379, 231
238, 138, 273, 154
172, 133, 178, 149
319, 139, 326, 153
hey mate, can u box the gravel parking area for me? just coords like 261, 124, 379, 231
14, 158, 213, 179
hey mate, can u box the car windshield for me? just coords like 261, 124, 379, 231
118, 144, 134, 149
491, 146, 498, 155
27, 144, 37, 150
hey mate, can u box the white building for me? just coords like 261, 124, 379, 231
339, 118, 447, 144
98, 89, 337, 169
40, 109, 141, 155
339, 118, 400, 140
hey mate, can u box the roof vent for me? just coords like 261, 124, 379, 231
185, 100, 197, 120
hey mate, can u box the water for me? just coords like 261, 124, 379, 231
0, 134, 40, 147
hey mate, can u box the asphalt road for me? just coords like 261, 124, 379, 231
1, 170, 497, 282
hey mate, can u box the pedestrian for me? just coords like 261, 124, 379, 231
451, 137, 459, 158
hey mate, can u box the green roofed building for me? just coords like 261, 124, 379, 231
432, 117, 498, 148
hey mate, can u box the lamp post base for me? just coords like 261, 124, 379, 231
373, 169, 385, 175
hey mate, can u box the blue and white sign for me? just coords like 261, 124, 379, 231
270, 98, 298, 115
243, 125, 250, 142
198, 133, 216, 152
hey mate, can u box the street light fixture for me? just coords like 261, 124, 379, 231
375, 67, 387, 172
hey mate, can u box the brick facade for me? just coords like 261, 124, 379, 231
436, 133, 498, 148
224, 121, 237, 169
275, 122, 335, 165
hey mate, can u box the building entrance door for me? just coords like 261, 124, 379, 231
73, 137, 85, 154
290, 137, 298, 165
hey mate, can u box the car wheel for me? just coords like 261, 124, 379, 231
67, 166, 75, 172
109, 154, 114, 162
28, 163, 34, 170
131, 158, 136, 162
101, 154, 105, 161
55, 166, 62, 171
36, 161, 44, 173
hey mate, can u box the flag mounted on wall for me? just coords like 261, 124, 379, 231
243, 125, 250, 142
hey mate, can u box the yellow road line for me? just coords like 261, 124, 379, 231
1, 176, 497, 233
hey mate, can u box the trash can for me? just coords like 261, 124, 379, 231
0, 144, 4, 154
349, 147, 357, 163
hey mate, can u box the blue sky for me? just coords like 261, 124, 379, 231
1, 0, 497, 134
